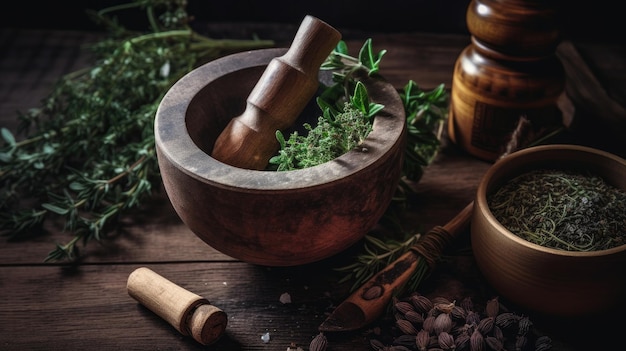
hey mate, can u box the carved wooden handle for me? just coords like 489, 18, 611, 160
127, 267, 227, 345
211, 15, 341, 169
319, 202, 474, 332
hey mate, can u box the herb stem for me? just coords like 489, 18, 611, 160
97, 2, 143, 17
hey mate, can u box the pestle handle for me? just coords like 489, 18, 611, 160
211, 15, 341, 170
127, 267, 227, 345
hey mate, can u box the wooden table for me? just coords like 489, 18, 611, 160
1, 26, 624, 350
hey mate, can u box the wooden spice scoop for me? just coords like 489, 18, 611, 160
211, 15, 341, 169
318, 202, 474, 332
127, 267, 227, 345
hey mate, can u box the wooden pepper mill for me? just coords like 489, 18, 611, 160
211, 15, 341, 169
447, 0, 565, 161
127, 267, 227, 345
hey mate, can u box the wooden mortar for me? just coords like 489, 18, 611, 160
154, 47, 406, 266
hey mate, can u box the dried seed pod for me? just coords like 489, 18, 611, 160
470, 328, 484, 351
534, 335, 552, 351
370, 339, 386, 350
514, 335, 527, 351
477, 316, 494, 335
433, 313, 453, 335
438, 331, 455, 350
466, 311, 481, 325
494, 312, 519, 329
518, 316, 532, 336
434, 301, 456, 314
309, 332, 328, 351
423, 315, 436, 333
460, 297, 474, 312
492, 325, 504, 342
432, 296, 453, 305
395, 301, 416, 315
411, 295, 434, 314
396, 318, 419, 335
405, 310, 424, 324
394, 312, 405, 322
455, 332, 470, 350
388, 346, 411, 351
362, 285, 383, 300
485, 297, 500, 318
415, 329, 430, 351
429, 335, 440, 348
485, 336, 504, 351
394, 334, 416, 348
451, 305, 467, 321
451, 323, 471, 338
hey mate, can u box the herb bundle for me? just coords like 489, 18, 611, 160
0, 0, 273, 261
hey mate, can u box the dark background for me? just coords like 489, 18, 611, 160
0, 0, 622, 43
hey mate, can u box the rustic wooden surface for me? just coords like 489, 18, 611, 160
1, 26, 624, 351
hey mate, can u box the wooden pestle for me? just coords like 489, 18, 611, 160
211, 15, 341, 169
127, 267, 227, 345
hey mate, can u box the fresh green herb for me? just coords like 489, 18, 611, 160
336, 232, 428, 292
272, 39, 447, 180
0, 0, 273, 261
323, 39, 447, 194
269, 81, 379, 171
489, 168, 626, 251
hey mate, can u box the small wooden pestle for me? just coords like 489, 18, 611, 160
211, 15, 341, 169
127, 267, 227, 345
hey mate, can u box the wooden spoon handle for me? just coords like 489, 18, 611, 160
212, 15, 341, 169
319, 202, 474, 332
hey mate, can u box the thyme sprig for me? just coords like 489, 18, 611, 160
0, 0, 273, 261
316, 38, 448, 184
337, 233, 429, 293
269, 81, 381, 171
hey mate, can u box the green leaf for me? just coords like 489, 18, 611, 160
1, 128, 15, 146
335, 40, 348, 55
316, 96, 339, 117
41, 203, 70, 215
69, 181, 86, 191
0, 152, 12, 162
368, 103, 385, 117
358, 39, 374, 71
358, 38, 386, 75
275, 130, 286, 149
350, 81, 369, 113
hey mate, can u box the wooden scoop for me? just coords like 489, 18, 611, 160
318, 202, 474, 332
211, 15, 341, 170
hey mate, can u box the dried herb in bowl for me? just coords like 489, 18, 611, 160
488, 168, 626, 251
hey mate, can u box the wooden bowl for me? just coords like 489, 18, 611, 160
155, 48, 406, 266
471, 144, 626, 317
